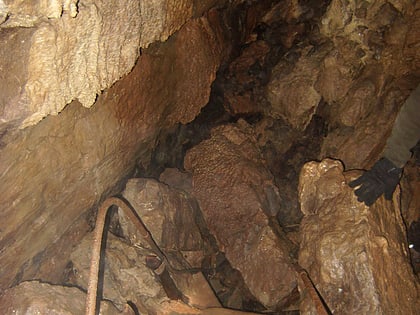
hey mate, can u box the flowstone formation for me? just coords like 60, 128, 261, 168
298, 159, 420, 314
0, 6, 226, 293
0, 0, 221, 128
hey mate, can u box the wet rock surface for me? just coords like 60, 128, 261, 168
298, 159, 420, 314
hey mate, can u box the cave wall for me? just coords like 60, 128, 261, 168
266, 0, 420, 170
0, 0, 419, 301
0, 0, 223, 128
0, 0, 227, 292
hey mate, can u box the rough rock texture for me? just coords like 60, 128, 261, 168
159, 167, 193, 192
263, 0, 419, 169
0, 13, 225, 292
0, 0, 223, 128
223, 40, 271, 116
401, 158, 420, 227
120, 178, 207, 266
118, 177, 269, 309
1, 0, 141, 128
298, 159, 420, 314
0, 281, 121, 315
68, 190, 258, 314
184, 120, 297, 309
316, 0, 420, 169
266, 46, 323, 131
70, 232, 164, 311
0, 0, 79, 26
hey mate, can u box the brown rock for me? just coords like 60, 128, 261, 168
1, 0, 142, 128
184, 120, 296, 309
0, 0, 222, 128
315, 50, 355, 105
228, 40, 270, 86
0, 13, 225, 292
401, 160, 420, 226
70, 229, 222, 313
70, 232, 164, 311
159, 168, 193, 192
320, 80, 414, 169
315, 0, 419, 169
120, 178, 205, 257
0, 281, 121, 315
266, 46, 322, 131
223, 40, 271, 116
298, 158, 420, 314
0, 0, 79, 26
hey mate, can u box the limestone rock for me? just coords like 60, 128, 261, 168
0, 281, 121, 315
319, 0, 415, 63
298, 158, 420, 314
401, 159, 420, 227
70, 232, 163, 311
120, 178, 205, 259
159, 168, 193, 192
223, 40, 271, 116
314, 49, 355, 106
139, 0, 193, 48
69, 199, 221, 313
320, 81, 415, 169
0, 13, 225, 292
146, 301, 262, 315
316, 0, 419, 169
1, 0, 141, 128
0, 0, 222, 129
266, 46, 322, 131
0, 0, 79, 27
184, 120, 296, 309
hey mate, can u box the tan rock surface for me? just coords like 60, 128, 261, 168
298, 159, 420, 314
184, 120, 297, 309
120, 178, 205, 259
266, 46, 322, 131
70, 232, 166, 311
316, 0, 420, 169
0, 0, 79, 26
0, 13, 225, 292
1, 0, 142, 128
0, 281, 121, 315
0, 0, 223, 129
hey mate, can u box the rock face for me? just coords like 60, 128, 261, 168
0, 12, 226, 292
0, 0, 221, 128
184, 120, 297, 309
120, 178, 207, 264
0, 281, 121, 315
267, 46, 322, 131
298, 159, 420, 314
68, 181, 262, 314
0, 0, 419, 312
263, 0, 420, 170
1, 0, 141, 128
70, 232, 164, 312
316, 0, 420, 169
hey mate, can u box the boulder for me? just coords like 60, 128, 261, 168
298, 158, 420, 314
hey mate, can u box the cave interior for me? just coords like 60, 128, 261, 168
0, 0, 419, 314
